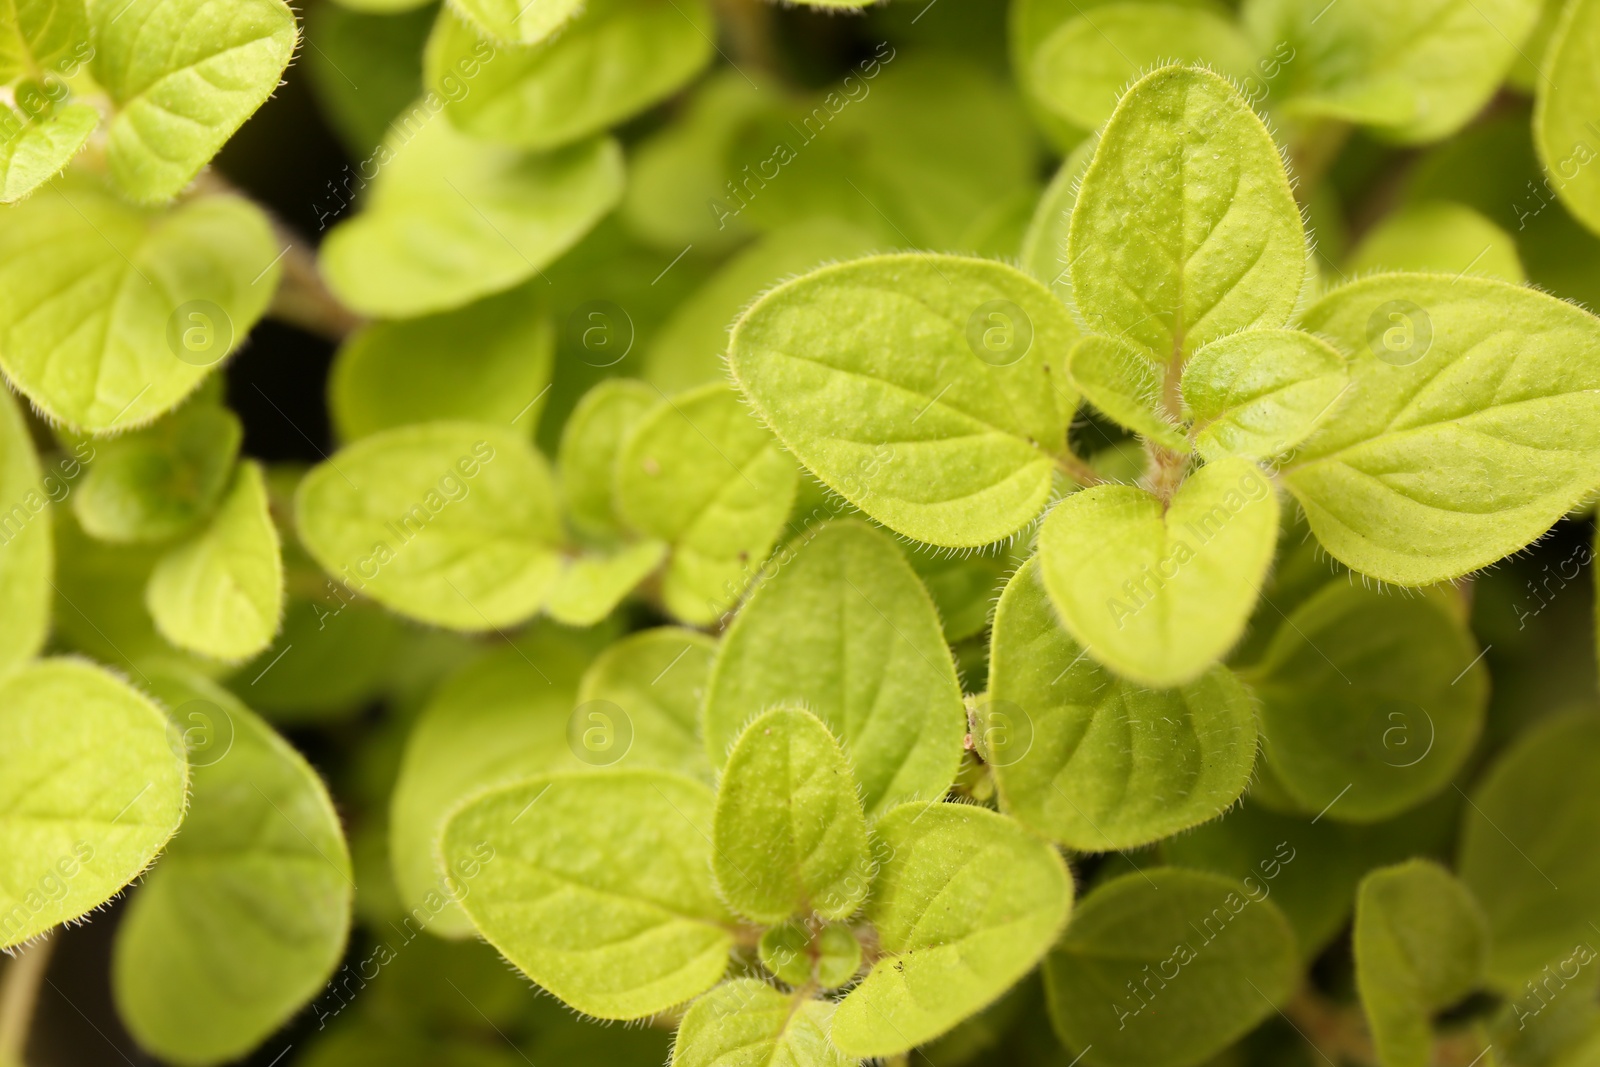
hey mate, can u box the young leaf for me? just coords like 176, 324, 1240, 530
329, 282, 555, 442
1068, 66, 1305, 363
90, 0, 298, 202
1354, 860, 1488, 1067
1044, 867, 1299, 1067
728, 254, 1078, 548
576, 627, 716, 779
441, 772, 736, 1020
73, 401, 242, 543
295, 423, 564, 631
1037, 456, 1280, 687
0, 180, 280, 432
146, 460, 283, 662
712, 707, 872, 925
1182, 329, 1350, 462
830, 802, 1073, 1056
672, 980, 848, 1067
1280, 274, 1600, 585
1347, 201, 1526, 281
542, 540, 666, 626
0, 0, 88, 82
426, 0, 713, 151
0, 658, 188, 949
989, 558, 1257, 851
319, 117, 623, 317
1068, 334, 1188, 451
0, 382, 51, 676
614, 383, 797, 624
113, 670, 352, 1065
451, 0, 583, 44
0, 103, 98, 203
1459, 711, 1600, 991
1536, 0, 1600, 235
557, 379, 657, 540
1251, 581, 1487, 822
703, 520, 966, 818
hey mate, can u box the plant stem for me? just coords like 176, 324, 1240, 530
1054, 451, 1104, 488
709, 0, 779, 76
0, 935, 56, 1067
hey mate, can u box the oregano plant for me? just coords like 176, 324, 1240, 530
0, 2, 1598, 1067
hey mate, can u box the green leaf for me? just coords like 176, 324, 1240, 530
1251, 581, 1487, 822
1044, 867, 1299, 1067
542, 540, 666, 626
905, 541, 1016, 643
73, 400, 242, 543
389, 631, 590, 939
614, 383, 797, 624
329, 283, 555, 443
90, 0, 297, 202
1354, 860, 1488, 1067
1068, 334, 1188, 451
147, 460, 284, 662
759, 922, 861, 990
442, 771, 735, 1020
231, 596, 406, 721
1068, 65, 1305, 363
319, 117, 622, 318
1019, 138, 1094, 311
672, 980, 849, 1067
831, 802, 1073, 1056
989, 557, 1257, 851
450, 0, 582, 44
302, 2, 432, 158
295, 423, 564, 631
557, 378, 657, 540
643, 219, 879, 395
0, 180, 280, 432
712, 707, 872, 925
0, 0, 88, 82
1347, 201, 1526, 281
0, 658, 188, 949
1182, 328, 1350, 463
1029, 2, 1255, 131
575, 626, 715, 779
0, 102, 97, 203
113, 670, 352, 1066
1537, 0, 1600, 235
704, 520, 966, 818
728, 253, 1077, 548
0, 382, 51, 676
1280, 274, 1600, 585
1459, 711, 1600, 991
1037, 456, 1280, 687
426, 0, 713, 151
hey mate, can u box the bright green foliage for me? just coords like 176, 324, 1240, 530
703, 520, 966, 817
329, 284, 555, 442
234, 597, 405, 720
989, 558, 1257, 850
1067, 334, 1187, 451
389, 634, 586, 938
451, 0, 583, 44
729, 254, 1077, 547
672, 980, 849, 1067
303, 2, 433, 157
758, 921, 861, 990
557, 378, 656, 539
1536, 0, 1600, 234
146, 461, 283, 662
1282, 274, 1600, 585
543, 540, 667, 626
1068, 66, 1305, 362
1044, 868, 1299, 1067
614, 383, 797, 623
1182, 329, 1350, 463
1460, 711, 1600, 991
113, 670, 352, 1066
831, 802, 1072, 1056
0, 0, 86, 81
1250, 581, 1486, 823
320, 118, 623, 317
712, 707, 872, 925
1354, 860, 1488, 1067
441, 772, 736, 1020
0, 181, 279, 432
295, 423, 563, 630
0, 382, 50, 676
427, 0, 713, 151
575, 627, 715, 778
73, 400, 242, 543
906, 542, 1016, 643
1038, 456, 1280, 687
1019, 139, 1093, 309
90, 0, 298, 202
0, 103, 96, 203
1347, 201, 1527, 281
0, 658, 188, 949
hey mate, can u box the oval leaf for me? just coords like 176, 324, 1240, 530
575, 626, 716, 779
672, 979, 848, 1067
1183, 328, 1350, 463
1068, 333, 1188, 451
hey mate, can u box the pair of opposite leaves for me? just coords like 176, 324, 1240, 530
727, 65, 1600, 688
